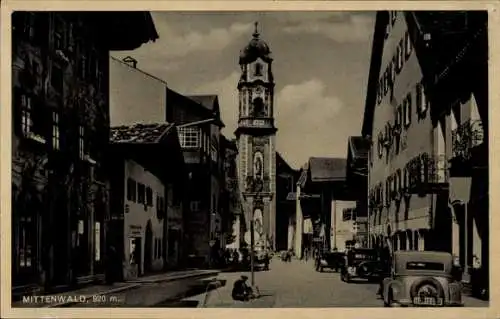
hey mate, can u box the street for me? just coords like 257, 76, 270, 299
28, 256, 489, 308
170, 257, 488, 308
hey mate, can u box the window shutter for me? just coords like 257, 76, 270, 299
404, 31, 412, 59
407, 93, 412, 125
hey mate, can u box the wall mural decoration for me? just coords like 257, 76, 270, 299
254, 208, 264, 236
253, 151, 264, 192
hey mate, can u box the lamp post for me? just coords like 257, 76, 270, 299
247, 176, 264, 288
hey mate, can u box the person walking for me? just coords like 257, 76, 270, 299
376, 237, 393, 297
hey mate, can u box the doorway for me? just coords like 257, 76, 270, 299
144, 221, 153, 274
168, 229, 181, 267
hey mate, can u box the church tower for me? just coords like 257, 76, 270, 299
235, 22, 277, 251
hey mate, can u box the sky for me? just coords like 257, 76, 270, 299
111, 11, 375, 169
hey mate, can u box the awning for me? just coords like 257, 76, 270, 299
449, 177, 472, 204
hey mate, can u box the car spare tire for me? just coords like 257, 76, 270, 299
410, 277, 445, 305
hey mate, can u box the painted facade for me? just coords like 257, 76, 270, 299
364, 11, 438, 251
11, 12, 157, 297
362, 12, 488, 292
235, 24, 277, 250
122, 159, 165, 278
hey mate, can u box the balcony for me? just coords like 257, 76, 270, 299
450, 119, 485, 177
238, 117, 275, 129
406, 153, 448, 195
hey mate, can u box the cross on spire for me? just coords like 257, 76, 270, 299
253, 21, 260, 38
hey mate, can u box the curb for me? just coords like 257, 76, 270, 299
46, 283, 141, 308
126, 270, 219, 284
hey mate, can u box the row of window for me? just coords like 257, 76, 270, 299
370, 153, 444, 208
19, 93, 89, 159
377, 29, 413, 106
177, 127, 219, 162
375, 81, 429, 160
126, 178, 166, 212
16, 13, 103, 85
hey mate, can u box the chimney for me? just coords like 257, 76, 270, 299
122, 56, 138, 68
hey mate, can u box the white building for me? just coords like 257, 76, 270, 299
331, 201, 357, 252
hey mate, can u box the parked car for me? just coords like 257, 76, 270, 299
315, 251, 345, 272
341, 248, 380, 282
382, 251, 464, 307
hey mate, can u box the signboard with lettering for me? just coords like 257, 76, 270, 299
129, 225, 142, 236
252, 119, 266, 127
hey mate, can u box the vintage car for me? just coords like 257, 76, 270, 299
340, 248, 380, 282
315, 251, 346, 272
382, 251, 464, 307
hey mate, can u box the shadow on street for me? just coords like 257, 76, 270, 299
154, 279, 227, 307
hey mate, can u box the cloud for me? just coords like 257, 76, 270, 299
191, 72, 241, 137
135, 14, 253, 60
282, 12, 375, 43
192, 76, 346, 168
275, 79, 345, 168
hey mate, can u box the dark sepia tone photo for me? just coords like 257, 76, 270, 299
8, 10, 488, 310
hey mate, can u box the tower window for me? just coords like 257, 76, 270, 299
254, 63, 262, 76
253, 98, 264, 117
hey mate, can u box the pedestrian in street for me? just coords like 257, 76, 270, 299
105, 245, 118, 285
376, 238, 393, 297
231, 275, 254, 301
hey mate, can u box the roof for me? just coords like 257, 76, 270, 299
239, 24, 272, 64
187, 95, 218, 112
110, 123, 174, 144
185, 94, 225, 128
308, 157, 347, 182
97, 12, 159, 51
361, 11, 486, 138
348, 136, 371, 160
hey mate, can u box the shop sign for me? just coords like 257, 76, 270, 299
129, 225, 141, 236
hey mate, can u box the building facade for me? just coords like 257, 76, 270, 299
109, 56, 188, 270
362, 12, 488, 291
275, 153, 298, 252
412, 12, 488, 290
167, 90, 226, 265
345, 136, 371, 247
332, 203, 357, 252
11, 12, 157, 297
221, 135, 245, 250
108, 123, 185, 279
363, 11, 441, 251
235, 24, 277, 251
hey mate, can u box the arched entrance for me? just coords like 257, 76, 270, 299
144, 220, 153, 274
413, 230, 420, 251
406, 230, 413, 250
